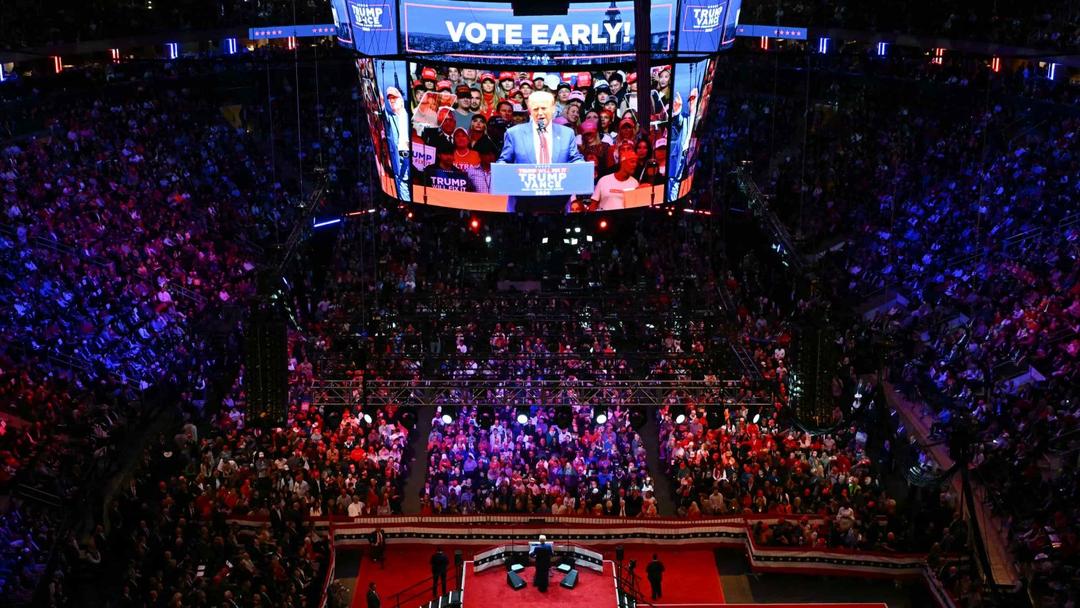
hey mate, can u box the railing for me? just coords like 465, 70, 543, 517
613, 559, 656, 608
301, 378, 776, 410
385, 560, 462, 608
234, 514, 960, 608
319, 524, 337, 608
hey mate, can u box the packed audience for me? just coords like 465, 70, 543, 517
422, 403, 653, 516
2, 0, 330, 49
0, 59, 303, 386
743, 0, 1080, 50
725, 49, 1078, 605
0, 354, 142, 605
4, 26, 1080, 608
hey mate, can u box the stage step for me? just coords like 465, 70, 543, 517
420, 589, 462, 608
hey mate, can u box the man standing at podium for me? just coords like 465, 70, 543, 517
530, 534, 554, 592
496, 91, 584, 213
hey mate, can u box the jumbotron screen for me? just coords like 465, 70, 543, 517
341, 0, 735, 212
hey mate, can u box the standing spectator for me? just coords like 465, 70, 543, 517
430, 547, 449, 597
370, 528, 387, 567
646, 553, 665, 600
366, 582, 381, 608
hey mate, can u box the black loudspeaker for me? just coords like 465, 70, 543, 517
244, 307, 288, 428
560, 569, 579, 589
615, 545, 624, 562
507, 571, 527, 590
454, 550, 464, 569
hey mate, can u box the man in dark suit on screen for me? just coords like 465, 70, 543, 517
496, 91, 585, 213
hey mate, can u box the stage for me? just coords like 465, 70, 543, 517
346, 543, 891, 608
462, 561, 617, 608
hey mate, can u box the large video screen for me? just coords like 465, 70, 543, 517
342, 0, 737, 211
357, 58, 411, 200
667, 57, 717, 202
334, 0, 742, 57
401, 0, 675, 63
406, 63, 670, 212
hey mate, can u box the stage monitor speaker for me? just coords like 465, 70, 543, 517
507, 571, 527, 590
560, 569, 579, 589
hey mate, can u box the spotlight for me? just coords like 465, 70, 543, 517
478, 406, 495, 427
594, 410, 608, 425
629, 408, 647, 429
752, 413, 761, 424
470, 218, 480, 230
598, 219, 608, 230
363, 412, 374, 424
675, 413, 687, 424
439, 406, 457, 425
485, 235, 492, 244
516, 406, 530, 425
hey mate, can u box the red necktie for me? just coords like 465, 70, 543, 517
539, 129, 550, 164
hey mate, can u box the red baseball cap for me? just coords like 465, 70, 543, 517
576, 72, 592, 88
499, 71, 515, 82
421, 67, 438, 81
480, 72, 496, 82
436, 80, 452, 91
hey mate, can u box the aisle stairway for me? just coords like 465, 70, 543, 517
402, 404, 435, 513
641, 405, 677, 516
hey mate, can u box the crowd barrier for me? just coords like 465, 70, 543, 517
227, 514, 958, 608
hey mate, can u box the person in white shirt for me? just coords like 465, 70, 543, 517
348, 495, 366, 517
591, 146, 639, 211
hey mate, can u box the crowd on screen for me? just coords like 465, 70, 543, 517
398, 65, 689, 209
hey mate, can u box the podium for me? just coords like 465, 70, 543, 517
491, 162, 595, 196
473, 543, 603, 574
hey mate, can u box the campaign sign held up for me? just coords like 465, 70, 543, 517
491, 163, 595, 196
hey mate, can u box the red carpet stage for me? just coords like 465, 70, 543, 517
346, 543, 887, 608
462, 560, 617, 608
349, 544, 727, 608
